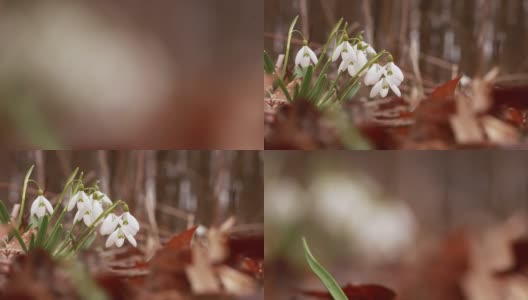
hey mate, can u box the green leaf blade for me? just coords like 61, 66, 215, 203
18, 165, 34, 230
0, 200, 10, 224
35, 215, 49, 248
264, 51, 275, 74
299, 65, 313, 98
12, 229, 28, 253
281, 15, 299, 81
343, 82, 361, 101
302, 237, 348, 300
45, 224, 63, 252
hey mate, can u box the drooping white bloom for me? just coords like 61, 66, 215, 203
93, 191, 112, 206
338, 58, 351, 74
30, 195, 54, 218
101, 211, 139, 248
120, 212, 140, 235
100, 213, 120, 235
364, 64, 385, 86
384, 62, 404, 85
332, 41, 355, 62
67, 190, 91, 211
370, 77, 401, 98
105, 227, 137, 248
354, 51, 369, 76
356, 41, 376, 56
72, 197, 103, 226
295, 45, 318, 69
338, 51, 368, 77
367, 62, 404, 98
83, 200, 104, 226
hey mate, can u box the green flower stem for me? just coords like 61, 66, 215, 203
53, 221, 79, 256
327, 72, 343, 99
49, 168, 79, 222
46, 168, 80, 247
314, 30, 346, 85
17, 165, 34, 230
318, 88, 337, 108
280, 15, 299, 81
313, 18, 344, 74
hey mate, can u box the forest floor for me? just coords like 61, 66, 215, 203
0, 217, 263, 300
265, 69, 528, 150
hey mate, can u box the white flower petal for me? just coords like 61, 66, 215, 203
380, 86, 389, 98
345, 42, 356, 60
370, 80, 384, 98
347, 64, 357, 77
338, 60, 348, 73
106, 230, 119, 247
295, 47, 304, 67
366, 45, 376, 55
102, 196, 112, 206
355, 52, 368, 75
73, 209, 83, 223
306, 46, 318, 65
41, 197, 54, 215
364, 64, 383, 86
390, 83, 402, 97
124, 212, 140, 232
115, 236, 125, 248
386, 74, 402, 86
389, 63, 404, 83
82, 192, 92, 205
95, 191, 112, 205
67, 192, 80, 211
121, 225, 135, 236
100, 215, 114, 235
83, 214, 92, 226
332, 42, 344, 62
37, 206, 46, 218
125, 232, 137, 247
92, 202, 103, 220
30, 198, 39, 217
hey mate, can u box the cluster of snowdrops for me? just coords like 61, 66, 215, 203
296, 39, 404, 98
265, 17, 405, 107
31, 186, 139, 248
2, 166, 139, 259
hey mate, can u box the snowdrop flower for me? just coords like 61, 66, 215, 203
83, 200, 104, 226
370, 77, 401, 98
105, 227, 137, 248
100, 213, 120, 235
120, 212, 140, 235
384, 62, 404, 85
295, 45, 318, 69
356, 41, 376, 56
73, 198, 103, 226
338, 51, 368, 77
100, 211, 139, 248
367, 62, 404, 98
30, 194, 53, 218
332, 41, 355, 62
93, 191, 112, 206
67, 189, 91, 211
364, 63, 385, 86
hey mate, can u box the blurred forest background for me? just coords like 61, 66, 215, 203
265, 0, 528, 92
265, 151, 528, 299
0, 1, 262, 148
266, 151, 528, 232
0, 151, 263, 236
